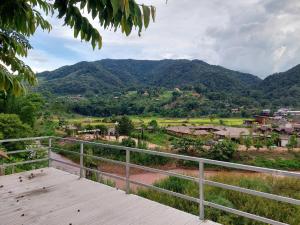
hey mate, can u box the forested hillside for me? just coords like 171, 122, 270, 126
38, 59, 261, 95
259, 65, 300, 107
37, 59, 300, 117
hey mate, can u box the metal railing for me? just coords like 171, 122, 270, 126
1, 136, 300, 225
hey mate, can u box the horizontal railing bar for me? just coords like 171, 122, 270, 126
83, 153, 126, 166
51, 148, 126, 166
205, 180, 300, 206
1, 158, 49, 167
51, 147, 80, 155
202, 159, 300, 178
50, 158, 81, 169
50, 158, 126, 181
53, 137, 200, 162
129, 179, 199, 203
0, 136, 50, 143
52, 149, 197, 182
52, 137, 300, 178
204, 201, 288, 225
7, 148, 47, 155
128, 163, 198, 182
83, 166, 126, 181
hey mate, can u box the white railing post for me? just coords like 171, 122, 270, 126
126, 149, 130, 194
199, 161, 204, 220
80, 142, 84, 178
48, 138, 52, 167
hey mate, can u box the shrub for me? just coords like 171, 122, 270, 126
121, 137, 136, 148
209, 139, 237, 161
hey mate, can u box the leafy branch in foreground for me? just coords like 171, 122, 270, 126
0, 0, 155, 95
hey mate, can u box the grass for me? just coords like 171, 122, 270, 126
129, 116, 247, 127
138, 175, 300, 225
237, 151, 300, 171
131, 130, 174, 147
58, 116, 248, 128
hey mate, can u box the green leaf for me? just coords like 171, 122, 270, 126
124, 0, 130, 19
142, 5, 150, 28
150, 6, 156, 22
110, 0, 120, 16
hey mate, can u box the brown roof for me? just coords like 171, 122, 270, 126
213, 127, 249, 138
166, 126, 249, 138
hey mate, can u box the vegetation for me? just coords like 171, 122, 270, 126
208, 140, 237, 161
138, 175, 300, 225
0, 1, 154, 95
260, 65, 300, 107
287, 135, 298, 151
116, 116, 134, 135
37, 59, 300, 117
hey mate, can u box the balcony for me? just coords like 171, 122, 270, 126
1, 137, 300, 225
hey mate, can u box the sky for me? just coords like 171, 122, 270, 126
24, 0, 300, 78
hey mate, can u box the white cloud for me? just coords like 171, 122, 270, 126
27, 0, 300, 77
23, 49, 74, 73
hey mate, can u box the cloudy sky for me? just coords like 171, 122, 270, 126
24, 0, 300, 78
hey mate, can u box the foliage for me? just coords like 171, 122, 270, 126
37, 59, 300, 117
243, 136, 253, 150
172, 137, 204, 156
0, 0, 51, 95
253, 157, 300, 170
116, 116, 134, 135
138, 175, 300, 225
121, 137, 136, 147
253, 139, 264, 151
0, 113, 32, 150
287, 135, 298, 151
208, 139, 237, 161
0, 93, 44, 126
260, 64, 300, 107
95, 124, 108, 135
0, 0, 155, 95
148, 119, 159, 130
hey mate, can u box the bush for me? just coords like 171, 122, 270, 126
0, 114, 32, 150
116, 116, 134, 135
121, 137, 136, 147
209, 139, 237, 161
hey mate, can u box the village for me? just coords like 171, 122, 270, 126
60, 108, 300, 152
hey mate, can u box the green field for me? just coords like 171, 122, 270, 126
59, 116, 247, 127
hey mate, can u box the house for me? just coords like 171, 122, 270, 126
63, 125, 78, 136
254, 115, 270, 125
166, 126, 216, 137
108, 127, 116, 136
288, 111, 300, 116
262, 109, 271, 116
213, 127, 250, 139
166, 126, 249, 140
243, 120, 256, 127
279, 136, 289, 147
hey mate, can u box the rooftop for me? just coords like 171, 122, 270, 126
166, 126, 249, 138
0, 168, 217, 225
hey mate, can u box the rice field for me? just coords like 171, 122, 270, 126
59, 116, 248, 127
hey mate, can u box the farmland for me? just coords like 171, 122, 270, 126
55, 116, 248, 128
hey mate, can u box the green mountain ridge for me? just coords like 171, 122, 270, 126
37, 59, 300, 116
38, 59, 262, 95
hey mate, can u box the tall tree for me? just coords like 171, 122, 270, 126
0, 0, 155, 95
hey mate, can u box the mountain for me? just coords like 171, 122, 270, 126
259, 65, 300, 106
38, 59, 262, 95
